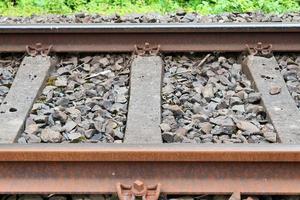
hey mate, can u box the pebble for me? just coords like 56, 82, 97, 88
261, 124, 277, 143
161, 54, 276, 143
52, 110, 68, 124
232, 105, 245, 113
210, 116, 235, 128
162, 132, 175, 143
247, 92, 261, 103
201, 122, 212, 134
24, 124, 39, 135
263, 131, 277, 143
64, 120, 77, 132
164, 104, 184, 116
68, 132, 83, 141
26, 134, 42, 143
56, 97, 70, 106
32, 114, 47, 123
55, 77, 68, 87
40, 129, 62, 143
19, 54, 130, 143
160, 123, 171, 132
202, 84, 214, 100
236, 120, 260, 134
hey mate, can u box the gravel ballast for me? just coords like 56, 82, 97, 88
161, 54, 277, 144
276, 54, 300, 109
0, 54, 22, 105
1, 12, 300, 24
18, 54, 130, 144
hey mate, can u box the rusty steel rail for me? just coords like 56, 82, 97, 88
1, 23, 300, 52
0, 144, 300, 162
0, 144, 299, 196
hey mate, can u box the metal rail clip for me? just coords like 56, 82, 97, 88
134, 43, 160, 56
26, 43, 53, 56
116, 180, 161, 200
246, 42, 272, 57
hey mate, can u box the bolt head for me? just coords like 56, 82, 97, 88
133, 180, 145, 192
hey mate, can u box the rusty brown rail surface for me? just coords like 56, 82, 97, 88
1, 23, 300, 52
1, 23, 300, 199
0, 144, 299, 196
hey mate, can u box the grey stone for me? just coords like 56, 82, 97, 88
24, 124, 39, 135
18, 137, 27, 144
68, 132, 82, 141
201, 122, 212, 134
52, 110, 68, 124
113, 128, 124, 139
160, 123, 171, 132
210, 116, 235, 127
165, 105, 184, 116
40, 129, 62, 143
202, 83, 214, 100
84, 129, 97, 139
56, 97, 70, 106
91, 133, 102, 141
66, 107, 81, 118
26, 133, 42, 143
230, 96, 242, 106
64, 120, 77, 132
192, 114, 209, 123
32, 115, 47, 123
0, 86, 9, 95
55, 77, 68, 87
247, 92, 261, 103
99, 57, 110, 66
263, 131, 277, 142
232, 105, 245, 113
236, 120, 260, 134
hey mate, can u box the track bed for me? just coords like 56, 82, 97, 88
162, 54, 276, 143
18, 54, 130, 144
0, 23, 300, 199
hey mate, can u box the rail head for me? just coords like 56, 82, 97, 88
0, 144, 300, 162
1, 23, 300, 33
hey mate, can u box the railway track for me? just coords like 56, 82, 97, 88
0, 23, 300, 199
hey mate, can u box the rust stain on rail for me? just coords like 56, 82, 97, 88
0, 32, 298, 52
0, 144, 299, 161
0, 24, 299, 52
0, 160, 299, 195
